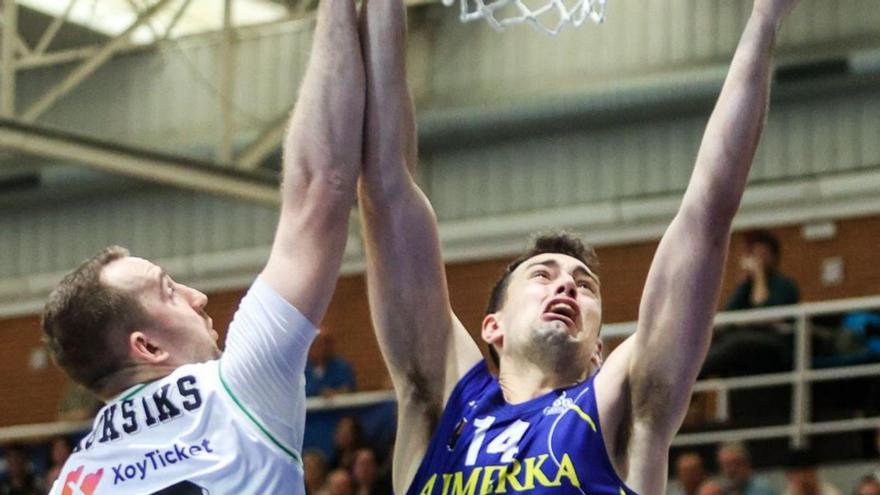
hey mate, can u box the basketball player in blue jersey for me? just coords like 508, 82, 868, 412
357, 0, 801, 494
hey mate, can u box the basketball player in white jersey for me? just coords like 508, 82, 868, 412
41, 0, 365, 492
357, 1, 800, 494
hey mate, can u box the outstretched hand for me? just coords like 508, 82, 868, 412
753, 0, 800, 23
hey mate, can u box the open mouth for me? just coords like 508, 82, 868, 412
542, 298, 580, 330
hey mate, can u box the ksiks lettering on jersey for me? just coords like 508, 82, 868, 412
75, 375, 203, 453
417, 453, 582, 494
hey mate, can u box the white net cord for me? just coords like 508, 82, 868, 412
441, 0, 607, 35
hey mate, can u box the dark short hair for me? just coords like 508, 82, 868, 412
744, 229, 781, 261
42, 246, 148, 392
484, 232, 599, 366
782, 447, 817, 470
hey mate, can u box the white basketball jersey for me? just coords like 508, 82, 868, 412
51, 277, 316, 495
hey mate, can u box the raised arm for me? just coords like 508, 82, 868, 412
260, 0, 365, 324
598, 0, 800, 487
357, 0, 482, 490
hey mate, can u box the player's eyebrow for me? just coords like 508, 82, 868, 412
524, 259, 600, 286
524, 259, 559, 272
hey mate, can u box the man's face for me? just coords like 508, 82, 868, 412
308, 333, 333, 364
487, 253, 602, 374
785, 468, 819, 494
718, 448, 750, 486
5, 449, 27, 477
857, 480, 880, 495
101, 257, 220, 366
676, 454, 706, 492
352, 449, 377, 485
327, 469, 354, 495
749, 242, 776, 270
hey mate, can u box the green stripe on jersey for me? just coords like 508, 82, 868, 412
119, 383, 149, 401
218, 362, 303, 467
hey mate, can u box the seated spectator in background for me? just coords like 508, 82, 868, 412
700, 481, 726, 495
854, 476, 880, 495
724, 230, 799, 311
875, 428, 880, 481
670, 452, 709, 495
321, 469, 354, 495
702, 230, 800, 378
42, 437, 73, 492
0, 444, 40, 495
352, 448, 391, 495
303, 450, 329, 495
718, 442, 776, 495
782, 448, 842, 495
330, 416, 365, 471
306, 332, 356, 397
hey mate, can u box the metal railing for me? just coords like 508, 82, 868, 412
606, 295, 880, 448
1, 296, 879, 448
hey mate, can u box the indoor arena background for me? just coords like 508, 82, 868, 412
0, 0, 879, 494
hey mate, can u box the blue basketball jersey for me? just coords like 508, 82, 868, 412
406, 361, 637, 495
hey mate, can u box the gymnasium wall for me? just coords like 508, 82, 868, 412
1, 214, 878, 428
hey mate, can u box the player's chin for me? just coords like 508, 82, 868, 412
534, 324, 578, 347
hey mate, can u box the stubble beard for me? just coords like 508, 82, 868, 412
521, 321, 590, 384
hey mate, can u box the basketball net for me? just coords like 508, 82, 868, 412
442, 0, 607, 35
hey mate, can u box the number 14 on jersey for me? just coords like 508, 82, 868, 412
464, 417, 530, 466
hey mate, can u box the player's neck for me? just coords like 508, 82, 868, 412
497, 357, 586, 404
96, 364, 179, 401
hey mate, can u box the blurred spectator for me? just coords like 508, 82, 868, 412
57, 382, 102, 421
321, 468, 354, 495
304, 450, 329, 495
0, 444, 40, 495
352, 448, 391, 495
875, 428, 880, 481
700, 481, 726, 495
853, 476, 880, 495
703, 230, 800, 378
670, 452, 708, 495
330, 416, 366, 471
42, 437, 73, 492
306, 333, 356, 397
717, 442, 776, 495
724, 230, 799, 311
781, 448, 842, 495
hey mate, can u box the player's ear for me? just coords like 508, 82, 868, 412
481, 313, 503, 349
130, 331, 169, 364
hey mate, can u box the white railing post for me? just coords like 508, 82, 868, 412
791, 313, 812, 448
717, 385, 730, 422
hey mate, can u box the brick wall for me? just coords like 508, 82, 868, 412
2, 215, 879, 427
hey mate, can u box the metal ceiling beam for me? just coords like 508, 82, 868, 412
0, 118, 280, 205
218, 0, 236, 163
34, 0, 80, 55
14, 33, 30, 56
127, 0, 162, 41
162, 0, 193, 41
237, 110, 290, 170
1, 0, 16, 117
21, 0, 174, 122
